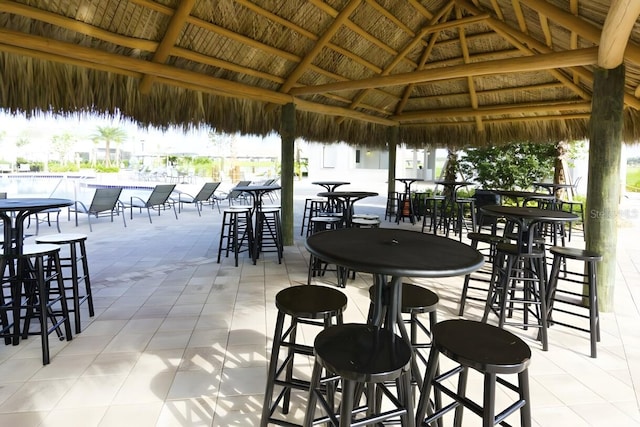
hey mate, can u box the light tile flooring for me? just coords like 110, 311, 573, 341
0, 185, 639, 426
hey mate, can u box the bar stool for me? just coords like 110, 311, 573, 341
368, 282, 438, 385
416, 319, 531, 427
217, 207, 254, 267
385, 191, 399, 221
255, 207, 283, 264
547, 246, 602, 358
482, 241, 549, 351
421, 194, 445, 234
307, 217, 346, 287
454, 197, 477, 240
301, 198, 326, 236
10, 244, 73, 365
303, 323, 414, 427
351, 217, 380, 228
35, 233, 94, 335
458, 232, 506, 316
261, 285, 347, 427
305, 200, 334, 237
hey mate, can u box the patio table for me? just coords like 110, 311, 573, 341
396, 178, 424, 224
316, 191, 377, 227
305, 227, 484, 387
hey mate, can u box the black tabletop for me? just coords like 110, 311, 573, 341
434, 180, 473, 186
233, 185, 281, 192
489, 190, 555, 200
312, 181, 350, 186
305, 228, 484, 277
480, 205, 579, 222
396, 178, 424, 182
0, 198, 74, 212
317, 191, 378, 199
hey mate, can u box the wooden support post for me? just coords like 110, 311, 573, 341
586, 65, 624, 311
280, 103, 296, 246
387, 126, 398, 196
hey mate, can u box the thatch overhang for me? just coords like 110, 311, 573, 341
0, 0, 639, 148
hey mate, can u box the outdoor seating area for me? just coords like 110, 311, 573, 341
0, 181, 636, 426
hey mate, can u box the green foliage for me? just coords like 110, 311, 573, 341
626, 166, 640, 192
94, 164, 120, 173
47, 162, 79, 172
459, 143, 556, 190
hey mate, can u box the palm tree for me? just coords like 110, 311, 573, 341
91, 126, 127, 168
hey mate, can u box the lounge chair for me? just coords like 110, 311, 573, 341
123, 184, 178, 223
216, 180, 251, 206
177, 182, 221, 215
68, 187, 126, 232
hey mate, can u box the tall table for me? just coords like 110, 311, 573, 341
489, 189, 557, 208
433, 180, 474, 236
311, 181, 350, 192
306, 228, 484, 387
232, 185, 281, 261
0, 198, 74, 254
0, 198, 74, 345
395, 178, 424, 224
480, 205, 578, 252
316, 191, 377, 227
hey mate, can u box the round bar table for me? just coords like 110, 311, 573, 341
395, 178, 424, 224
0, 198, 74, 254
232, 185, 281, 262
489, 190, 557, 207
316, 191, 377, 227
306, 227, 484, 387
311, 181, 350, 192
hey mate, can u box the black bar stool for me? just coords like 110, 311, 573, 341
261, 285, 347, 427
217, 207, 254, 267
482, 241, 550, 351
416, 319, 532, 427
301, 198, 326, 236
307, 217, 346, 287
547, 246, 602, 357
35, 233, 94, 334
458, 232, 506, 316
303, 323, 414, 427
368, 282, 438, 389
255, 207, 283, 263
9, 244, 73, 364
385, 192, 399, 221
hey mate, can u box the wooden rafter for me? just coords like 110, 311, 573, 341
345, 5, 484, 116
289, 48, 599, 95
138, 0, 196, 94
279, 0, 362, 94
0, 28, 397, 126
456, 6, 483, 131
393, 101, 591, 122
396, 1, 455, 115
400, 112, 591, 127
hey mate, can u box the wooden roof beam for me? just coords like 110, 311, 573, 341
457, 0, 593, 105
396, 1, 455, 115
599, 0, 640, 68
455, 6, 483, 131
393, 101, 591, 122
346, 2, 468, 117
139, 0, 196, 94
401, 112, 590, 127
519, 0, 640, 64
0, 28, 397, 126
279, 0, 362, 94
290, 47, 598, 95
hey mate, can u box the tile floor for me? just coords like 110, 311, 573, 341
0, 183, 639, 426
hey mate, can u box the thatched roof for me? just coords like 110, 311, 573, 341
0, 0, 639, 148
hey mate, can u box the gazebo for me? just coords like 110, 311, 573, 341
1, 0, 639, 310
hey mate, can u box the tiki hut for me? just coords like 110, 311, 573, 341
1, 0, 639, 308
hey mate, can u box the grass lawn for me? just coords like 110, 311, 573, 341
627, 166, 640, 192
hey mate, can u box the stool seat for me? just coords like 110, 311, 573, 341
22, 243, 60, 256
261, 285, 346, 427
314, 323, 412, 383
416, 319, 532, 427
276, 285, 347, 319
467, 232, 507, 245
549, 246, 602, 261
496, 242, 545, 258
434, 319, 531, 374
35, 233, 87, 244
368, 282, 438, 314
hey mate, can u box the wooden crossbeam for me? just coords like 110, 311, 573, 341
289, 48, 599, 95
139, 0, 196, 94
